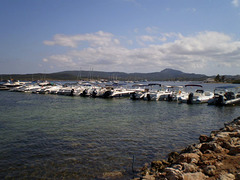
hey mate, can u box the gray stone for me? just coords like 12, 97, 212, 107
165, 167, 183, 180
203, 165, 216, 176
218, 173, 235, 180
182, 163, 198, 173
177, 153, 200, 164
228, 145, 240, 155
183, 172, 208, 180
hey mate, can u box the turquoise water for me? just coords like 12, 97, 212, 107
0, 86, 240, 179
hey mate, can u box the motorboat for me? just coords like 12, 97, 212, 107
208, 86, 240, 106
57, 86, 75, 96
129, 84, 147, 100
0, 85, 10, 90
178, 84, 214, 104
3, 80, 25, 88
90, 87, 113, 98
38, 80, 51, 86
111, 88, 135, 98
139, 83, 161, 101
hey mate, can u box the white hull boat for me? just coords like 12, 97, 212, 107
208, 86, 240, 106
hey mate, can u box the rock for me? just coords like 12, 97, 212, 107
215, 132, 230, 139
224, 125, 235, 132
199, 135, 211, 143
200, 142, 224, 153
102, 171, 123, 179
165, 167, 183, 180
228, 145, 240, 155
151, 161, 165, 172
210, 130, 220, 138
235, 173, 240, 179
183, 172, 208, 180
229, 132, 240, 138
172, 164, 182, 171
140, 163, 149, 176
142, 173, 155, 180
177, 153, 200, 164
168, 152, 179, 164
203, 165, 216, 176
218, 173, 235, 180
182, 163, 198, 173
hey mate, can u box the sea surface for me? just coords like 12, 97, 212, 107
0, 82, 240, 179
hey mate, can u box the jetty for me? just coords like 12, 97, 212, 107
134, 116, 240, 180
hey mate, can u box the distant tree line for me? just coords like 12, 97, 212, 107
214, 74, 225, 82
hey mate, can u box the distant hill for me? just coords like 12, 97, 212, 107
1, 68, 239, 82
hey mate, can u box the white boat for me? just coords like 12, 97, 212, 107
129, 84, 147, 100
140, 83, 162, 101
38, 80, 51, 86
208, 86, 240, 106
3, 80, 25, 88
90, 87, 113, 98
111, 88, 135, 98
46, 85, 62, 94
57, 86, 75, 96
178, 85, 214, 104
0, 85, 10, 90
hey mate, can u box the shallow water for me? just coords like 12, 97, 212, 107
0, 83, 240, 179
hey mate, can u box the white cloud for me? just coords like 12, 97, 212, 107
232, 0, 239, 7
43, 31, 240, 75
138, 35, 155, 42
145, 26, 159, 34
43, 31, 119, 48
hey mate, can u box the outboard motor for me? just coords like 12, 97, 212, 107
225, 92, 234, 100
216, 95, 224, 106
187, 92, 193, 104
102, 90, 112, 98
80, 89, 87, 97
131, 92, 137, 100
91, 89, 97, 98
146, 93, 151, 101
167, 94, 173, 101
70, 89, 74, 96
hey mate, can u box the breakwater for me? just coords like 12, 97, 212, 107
135, 116, 240, 180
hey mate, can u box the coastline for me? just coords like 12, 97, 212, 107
134, 116, 240, 180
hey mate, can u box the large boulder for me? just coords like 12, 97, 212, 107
199, 135, 212, 143
228, 145, 240, 155
165, 167, 183, 180
200, 142, 224, 153
177, 153, 200, 164
218, 173, 235, 180
183, 172, 208, 180
182, 163, 198, 173
203, 165, 216, 176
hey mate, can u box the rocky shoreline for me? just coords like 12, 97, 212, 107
134, 116, 240, 180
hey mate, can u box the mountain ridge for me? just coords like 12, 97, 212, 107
1, 68, 239, 82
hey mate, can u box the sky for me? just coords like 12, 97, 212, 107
0, 0, 240, 76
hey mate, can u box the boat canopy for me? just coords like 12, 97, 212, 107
148, 83, 161, 86
185, 84, 203, 88
132, 84, 148, 87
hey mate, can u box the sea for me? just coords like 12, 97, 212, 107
0, 81, 240, 179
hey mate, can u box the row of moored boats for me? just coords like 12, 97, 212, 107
1, 80, 240, 106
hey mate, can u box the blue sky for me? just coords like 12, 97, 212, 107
0, 0, 240, 75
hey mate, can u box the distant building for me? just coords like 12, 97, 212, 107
204, 78, 215, 83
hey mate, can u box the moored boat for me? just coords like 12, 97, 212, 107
178, 84, 214, 104
208, 86, 240, 106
